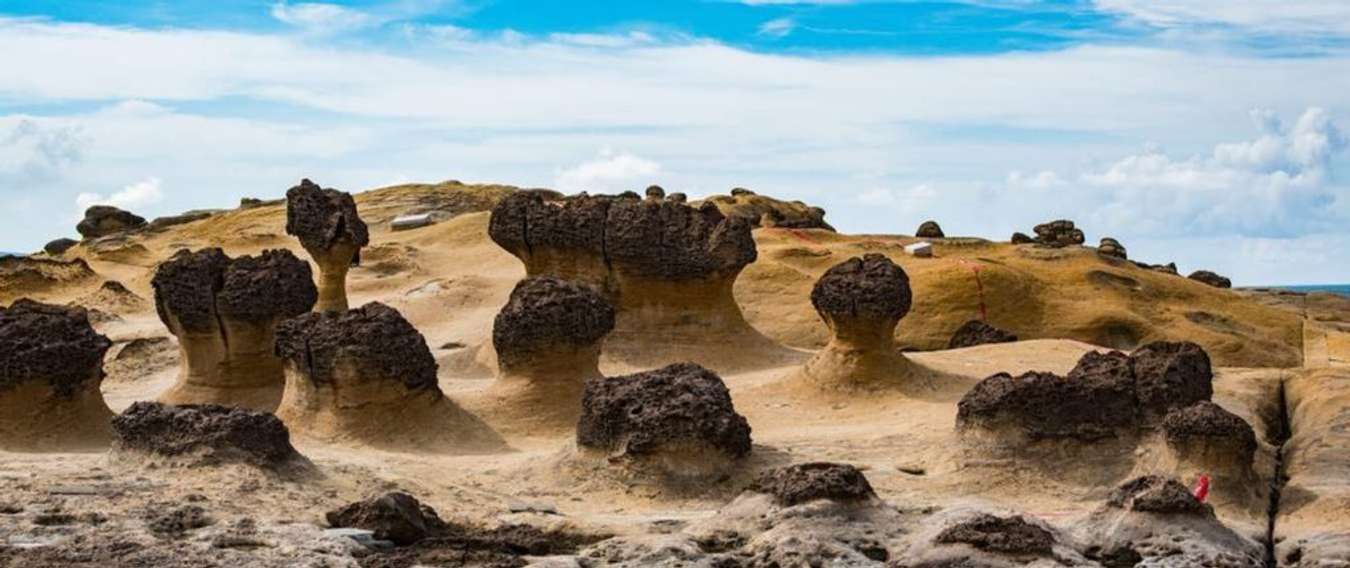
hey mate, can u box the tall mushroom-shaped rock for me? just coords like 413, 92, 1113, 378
791, 254, 937, 391
489, 191, 795, 371
0, 300, 114, 450
285, 179, 369, 312
152, 248, 317, 411
275, 302, 503, 451
485, 276, 615, 434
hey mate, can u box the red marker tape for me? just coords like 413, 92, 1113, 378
1192, 474, 1210, 503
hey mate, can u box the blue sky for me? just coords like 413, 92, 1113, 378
1, 0, 1349, 284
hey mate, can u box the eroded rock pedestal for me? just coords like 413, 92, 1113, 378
485, 276, 615, 434
152, 248, 317, 411
285, 179, 369, 313
109, 401, 312, 476
0, 300, 113, 451
275, 302, 502, 451
489, 191, 795, 371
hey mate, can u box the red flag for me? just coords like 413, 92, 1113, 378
1192, 474, 1210, 503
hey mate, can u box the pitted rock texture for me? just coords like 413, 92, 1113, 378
933, 513, 1055, 555
577, 362, 752, 459
1162, 401, 1257, 459
325, 492, 448, 546
488, 191, 610, 262
1130, 341, 1213, 419
957, 370, 1138, 441
947, 320, 1018, 349
1188, 270, 1233, 289
76, 205, 147, 239
152, 248, 317, 332
284, 179, 370, 255
644, 185, 665, 200
0, 299, 111, 397
492, 276, 615, 365
749, 462, 876, 506
1106, 475, 1211, 516
1031, 219, 1085, 247
810, 254, 912, 323
915, 220, 945, 239
110, 401, 303, 468
274, 302, 439, 392
1066, 349, 1134, 384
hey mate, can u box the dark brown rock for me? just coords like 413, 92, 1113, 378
284, 179, 369, 258
1188, 270, 1232, 289
43, 238, 78, 256
667, 192, 687, 203
947, 320, 1017, 349
110, 401, 304, 468
1130, 341, 1213, 420
150, 248, 229, 332
0, 299, 111, 397
149, 210, 216, 231
492, 277, 615, 368
76, 205, 146, 239
1066, 350, 1134, 385
810, 253, 911, 323
934, 513, 1055, 555
605, 200, 757, 280
1107, 475, 1210, 516
274, 302, 439, 392
326, 492, 448, 546
487, 191, 610, 263
1010, 232, 1034, 245
956, 370, 1138, 441
1162, 401, 1257, 461
1030, 219, 1085, 247
916, 220, 945, 239
644, 185, 665, 200
730, 187, 756, 196
152, 248, 317, 332
1098, 237, 1127, 260
750, 462, 876, 506
577, 362, 751, 459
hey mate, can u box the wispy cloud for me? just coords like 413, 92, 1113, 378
757, 17, 797, 38
271, 2, 377, 33
1095, 0, 1350, 36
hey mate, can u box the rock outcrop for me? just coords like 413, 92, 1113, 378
0, 299, 114, 450
325, 492, 447, 546
285, 179, 370, 312
947, 319, 1018, 349
749, 462, 877, 506
1162, 401, 1258, 470
701, 188, 835, 231
895, 507, 1090, 567
489, 191, 794, 371
1097, 237, 1127, 260
1189, 270, 1233, 289
43, 238, 78, 256
1010, 232, 1035, 244
152, 248, 317, 411
1020, 219, 1085, 247
109, 401, 311, 474
915, 220, 945, 239
76, 205, 146, 239
576, 362, 751, 482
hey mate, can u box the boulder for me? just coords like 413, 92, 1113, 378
76, 205, 146, 239
110, 401, 307, 470
1097, 237, 1127, 260
43, 238, 78, 256
643, 185, 665, 201
1106, 475, 1210, 516
915, 220, 945, 239
947, 320, 1018, 349
749, 462, 876, 506
1189, 270, 1232, 289
1010, 232, 1035, 245
1031, 219, 1085, 247
325, 492, 447, 546
933, 513, 1055, 556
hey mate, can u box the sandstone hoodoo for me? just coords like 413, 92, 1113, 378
790, 253, 940, 391
947, 319, 1018, 349
916, 220, 945, 239
1189, 269, 1233, 289
0, 300, 114, 451
285, 178, 370, 312
1098, 237, 1127, 260
749, 462, 877, 507
76, 205, 147, 239
489, 190, 794, 371
1162, 401, 1258, 470
576, 362, 752, 483
274, 302, 501, 450
152, 248, 317, 411
110, 401, 312, 474
486, 276, 615, 433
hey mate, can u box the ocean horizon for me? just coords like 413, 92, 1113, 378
1255, 284, 1350, 296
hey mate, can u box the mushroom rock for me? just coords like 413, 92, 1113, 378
109, 401, 312, 475
489, 191, 796, 371
152, 248, 317, 411
956, 370, 1138, 444
275, 302, 503, 451
485, 276, 615, 433
576, 362, 751, 483
643, 185, 665, 202
0, 300, 113, 450
791, 254, 939, 391
1129, 341, 1213, 422
915, 220, 945, 239
1031, 219, 1085, 247
43, 238, 78, 256
1162, 401, 1258, 470
285, 179, 370, 312
76, 205, 147, 239
1097, 237, 1127, 260
749, 462, 877, 507
947, 319, 1018, 349
1188, 270, 1233, 289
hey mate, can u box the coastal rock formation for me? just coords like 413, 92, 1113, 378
325, 492, 447, 546
1189, 270, 1233, 289
1097, 237, 1127, 260
701, 189, 835, 231
43, 238, 78, 256
109, 401, 311, 474
894, 507, 1090, 567
76, 205, 146, 239
791, 254, 940, 391
0, 257, 98, 303
1130, 340, 1214, 421
275, 302, 502, 451
749, 462, 877, 506
285, 179, 370, 312
933, 513, 1054, 555
486, 276, 615, 433
0, 299, 114, 450
916, 220, 945, 239
1162, 401, 1258, 469
1030, 219, 1085, 247
152, 248, 317, 411
489, 191, 794, 371
576, 362, 751, 482
947, 319, 1018, 349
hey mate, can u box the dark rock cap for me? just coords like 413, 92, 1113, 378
488, 191, 610, 259
934, 513, 1055, 555
274, 302, 439, 392
948, 320, 1018, 349
151, 248, 229, 332
284, 179, 370, 253
43, 238, 78, 256
1162, 401, 1257, 457
916, 220, 945, 239
1130, 341, 1213, 418
152, 248, 317, 332
1107, 475, 1210, 516
492, 277, 615, 362
810, 254, 912, 323
1066, 350, 1134, 386
644, 185, 665, 199
957, 370, 1138, 441
326, 492, 447, 546
750, 462, 876, 507
1188, 270, 1232, 289
730, 187, 756, 196
577, 362, 752, 459
76, 205, 147, 239
110, 401, 302, 467
1010, 232, 1035, 245
0, 299, 112, 397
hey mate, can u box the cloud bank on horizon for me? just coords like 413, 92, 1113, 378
0, 0, 1348, 285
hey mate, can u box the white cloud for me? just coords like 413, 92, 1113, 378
76, 177, 164, 211
1005, 170, 1064, 190
758, 18, 796, 38
1094, 0, 1350, 36
555, 149, 662, 193
0, 119, 84, 185
270, 2, 376, 34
